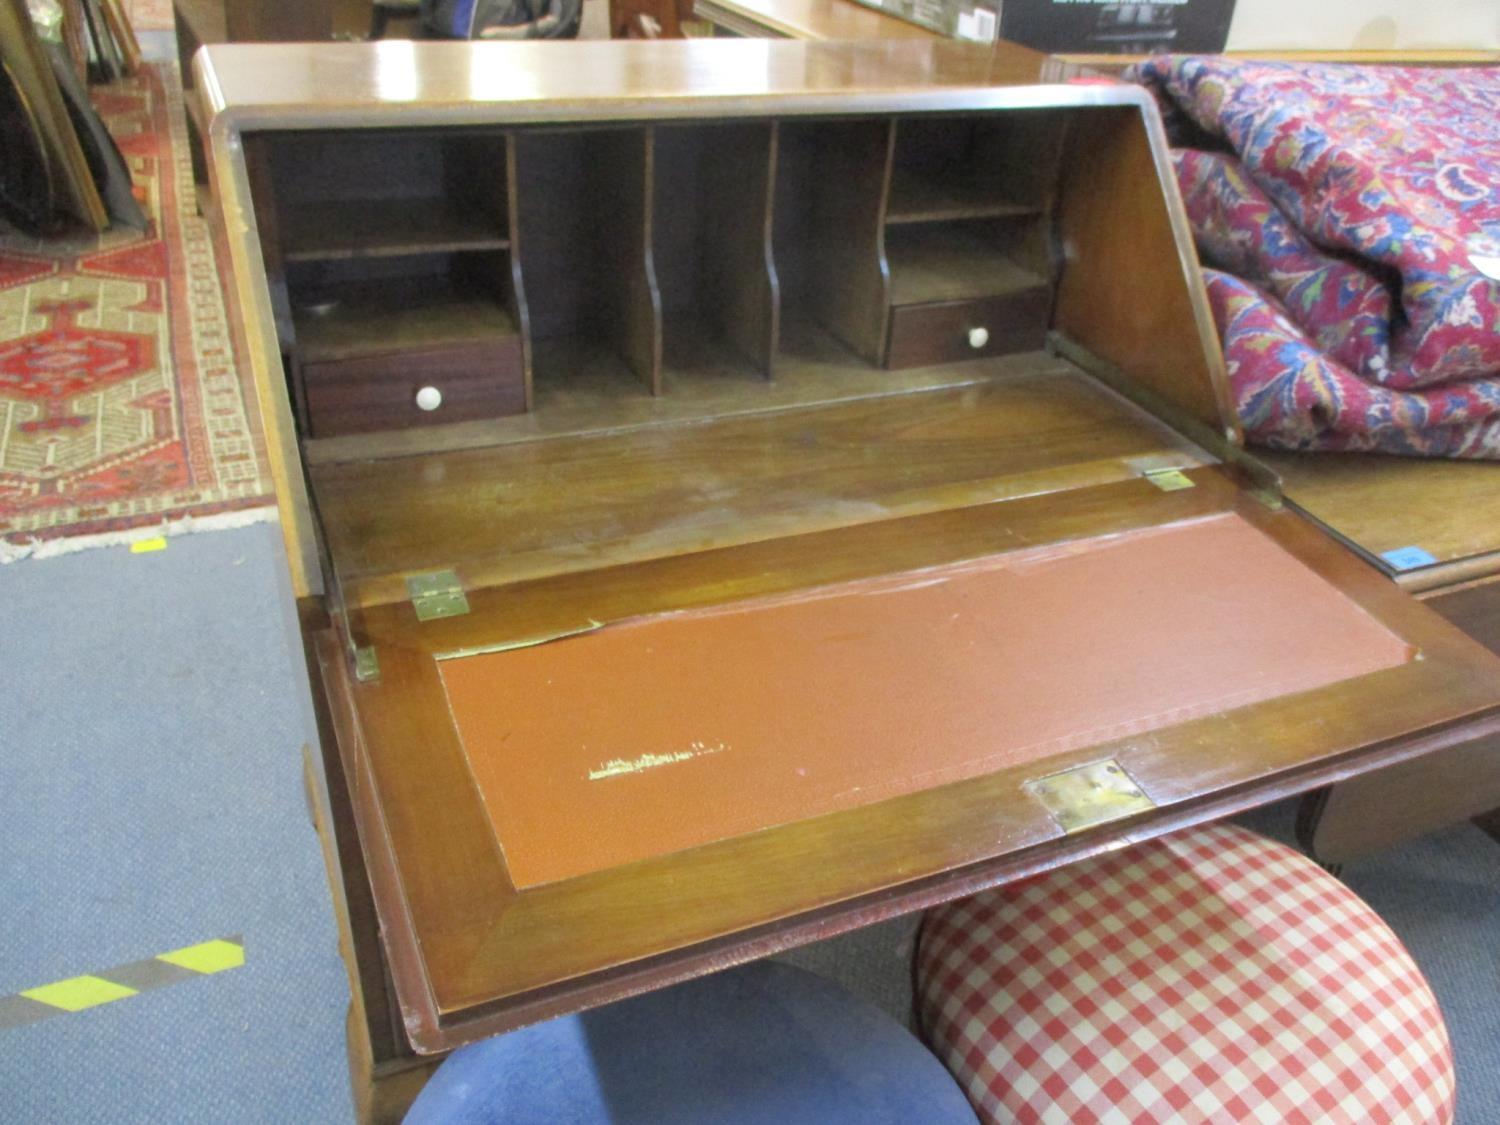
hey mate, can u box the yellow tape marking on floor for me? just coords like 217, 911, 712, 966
156, 938, 245, 975
21, 975, 138, 1013
130, 536, 168, 554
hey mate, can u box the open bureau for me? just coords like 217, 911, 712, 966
197, 39, 1500, 1089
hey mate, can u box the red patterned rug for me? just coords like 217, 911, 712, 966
0, 63, 275, 560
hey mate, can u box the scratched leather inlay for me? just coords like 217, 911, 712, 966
440, 513, 1412, 888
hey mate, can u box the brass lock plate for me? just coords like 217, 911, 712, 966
1024, 759, 1156, 833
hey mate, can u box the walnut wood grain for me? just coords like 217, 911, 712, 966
888, 113, 1064, 226
305, 336, 1062, 463
327, 468, 1500, 1049
501, 134, 535, 411
311, 368, 1209, 608
886, 171, 1037, 226
1053, 105, 1236, 441
194, 42, 1500, 1073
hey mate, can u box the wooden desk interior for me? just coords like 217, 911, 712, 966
199, 39, 1500, 1054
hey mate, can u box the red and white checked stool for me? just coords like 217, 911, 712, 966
916, 822, 1454, 1125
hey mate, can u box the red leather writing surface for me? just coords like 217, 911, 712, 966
440, 514, 1411, 888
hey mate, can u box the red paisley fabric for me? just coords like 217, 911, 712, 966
1135, 57, 1500, 458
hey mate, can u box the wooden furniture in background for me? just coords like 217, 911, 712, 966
695, 0, 935, 39
174, 0, 374, 186
609, 0, 695, 37
1261, 453, 1500, 865
368, 0, 422, 39
1052, 48, 1500, 77
196, 38, 1500, 1115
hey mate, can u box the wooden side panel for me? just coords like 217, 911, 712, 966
303, 720, 398, 1074
1302, 577, 1500, 864
1053, 104, 1236, 440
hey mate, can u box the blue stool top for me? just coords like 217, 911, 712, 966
405, 960, 977, 1125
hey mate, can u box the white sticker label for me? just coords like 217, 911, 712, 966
972, 7, 997, 40
1470, 252, 1500, 282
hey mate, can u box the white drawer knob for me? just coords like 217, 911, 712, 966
967, 327, 990, 350
415, 385, 443, 412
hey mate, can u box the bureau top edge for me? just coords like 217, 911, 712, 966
194, 38, 1153, 136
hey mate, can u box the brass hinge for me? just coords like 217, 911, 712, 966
1248, 487, 1284, 511
352, 645, 380, 682
1024, 759, 1156, 834
1143, 467, 1196, 492
1127, 455, 1197, 493
1051, 332, 1286, 510
407, 569, 470, 621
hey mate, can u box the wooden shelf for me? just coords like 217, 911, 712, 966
281, 199, 509, 263
886, 169, 1039, 225
887, 226, 1047, 305
293, 277, 517, 364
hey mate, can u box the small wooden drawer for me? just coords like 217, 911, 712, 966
884, 289, 1052, 370
302, 340, 526, 437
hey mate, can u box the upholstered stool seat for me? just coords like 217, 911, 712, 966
406, 960, 978, 1124
916, 822, 1454, 1125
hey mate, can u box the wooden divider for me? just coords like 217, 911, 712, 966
510, 127, 660, 394
266, 111, 1076, 435
772, 118, 894, 367
502, 134, 534, 410
650, 122, 779, 380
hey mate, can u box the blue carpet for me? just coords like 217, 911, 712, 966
1336, 822, 1500, 1125
0, 523, 351, 1123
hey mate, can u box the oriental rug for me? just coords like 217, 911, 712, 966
1136, 58, 1500, 458
0, 63, 275, 561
